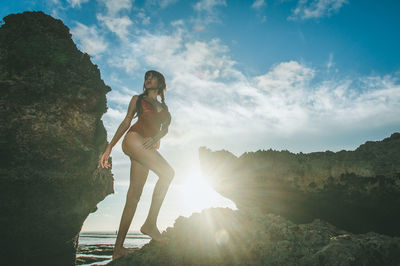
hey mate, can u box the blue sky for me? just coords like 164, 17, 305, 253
1, 0, 399, 232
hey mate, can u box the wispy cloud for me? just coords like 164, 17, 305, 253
105, 28, 183, 75
103, 25, 400, 152
137, 12, 151, 25
171, 19, 184, 27
251, 0, 267, 23
288, 0, 349, 20
194, 0, 227, 12
97, 14, 133, 40
66, 0, 90, 8
326, 52, 336, 72
251, 0, 266, 10
98, 0, 133, 15
107, 48, 141, 75
70, 22, 108, 57
145, 0, 180, 8
192, 0, 227, 28
96, 0, 134, 40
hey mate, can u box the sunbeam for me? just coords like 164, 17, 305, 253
180, 172, 236, 214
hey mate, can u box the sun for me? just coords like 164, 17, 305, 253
180, 172, 235, 213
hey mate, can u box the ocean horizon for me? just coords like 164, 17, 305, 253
77, 231, 151, 265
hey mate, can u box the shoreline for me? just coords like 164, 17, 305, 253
76, 233, 151, 265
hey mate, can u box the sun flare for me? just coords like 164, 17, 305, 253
180, 172, 233, 213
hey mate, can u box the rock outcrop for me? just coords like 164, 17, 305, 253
0, 11, 113, 265
199, 133, 400, 236
108, 133, 400, 265
108, 207, 400, 265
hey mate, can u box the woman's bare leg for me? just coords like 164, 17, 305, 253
113, 157, 149, 260
122, 132, 175, 241
141, 152, 173, 239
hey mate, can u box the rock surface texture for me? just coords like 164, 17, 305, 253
108, 208, 400, 265
200, 133, 400, 236
0, 11, 113, 265
108, 134, 400, 265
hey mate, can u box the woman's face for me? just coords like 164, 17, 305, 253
145, 73, 159, 90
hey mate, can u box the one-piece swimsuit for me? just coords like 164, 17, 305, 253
127, 98, 169, 150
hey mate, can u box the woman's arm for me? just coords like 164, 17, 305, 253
106, 95, 138, 150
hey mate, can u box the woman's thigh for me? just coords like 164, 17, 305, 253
123, 132, 174, 180
128, 158, 149, 195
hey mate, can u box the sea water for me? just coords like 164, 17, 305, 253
77, 232, 151, 265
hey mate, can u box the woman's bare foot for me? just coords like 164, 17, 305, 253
140, 223, 167, 242
112, 246, 133, 260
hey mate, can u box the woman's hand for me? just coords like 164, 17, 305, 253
100, 147, 112, 169
143, 137, 157, 149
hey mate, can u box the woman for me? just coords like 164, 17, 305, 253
99, 70, 174, 260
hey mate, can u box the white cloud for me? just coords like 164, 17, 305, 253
95, 0, 134, 40
251, 0, 266, 9
70, 22, 108, 57
97, 14, 133, 40
51, 8, 62, 19
137, 12, 151, 25
289, 0, 348, 20
251, 0, 267, 23
98, 0, 133, 15
192, 0, 227, 26
146, 0, 180, 8
254, 61, 315, 91
171, 19, 184, 27
105, 26, 400, 150
194, 0, 227, 12
159, 0, 179, 8
131, 29, 185, 69
326, 52, 334, 72
107, 90, 134, 107
47, 0, 67, 19
106, 29, 183, 74
67, 0, 90, 8
261, 15, 267, 22
107, 51, 141, 75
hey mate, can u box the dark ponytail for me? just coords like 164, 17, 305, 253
133, 90, 148, 119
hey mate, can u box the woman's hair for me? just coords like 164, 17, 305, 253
134, 70, 171, 129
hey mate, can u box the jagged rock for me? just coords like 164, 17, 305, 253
0, 11, 113, 265
107, 134, 400, 265
107, 208, 400, 265
199, 133, 400, 236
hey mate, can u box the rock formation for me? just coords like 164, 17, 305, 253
199, 133, 400, 236
0, 11, 113, 265
108, 133, 400, 265
108, 207, 400, 265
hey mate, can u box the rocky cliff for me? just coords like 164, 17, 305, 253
0, 11, 113, 265
199, 133, 400, 236
108, 133, 400, 265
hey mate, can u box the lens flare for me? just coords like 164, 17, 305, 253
215, 229, 229, 246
